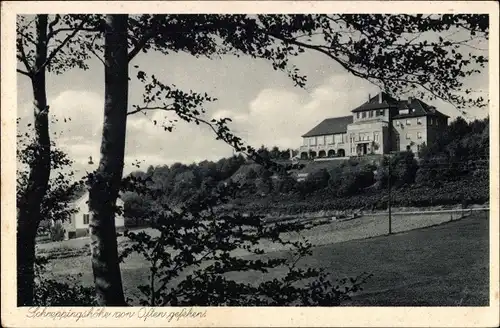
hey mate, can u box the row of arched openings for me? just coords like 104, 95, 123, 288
300, 149, 345, 159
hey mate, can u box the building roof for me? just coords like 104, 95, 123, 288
302, 93, 449, 138
392, 98, 450, 119
302, 115, 353, 137
351, 92, 400, 113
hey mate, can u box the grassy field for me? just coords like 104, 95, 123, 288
40, 211, 489, 306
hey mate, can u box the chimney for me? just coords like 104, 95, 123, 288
378, 92, 383, 104
368, 93, 371, 102
289, 149, 293, 159
407, 96, 412, 105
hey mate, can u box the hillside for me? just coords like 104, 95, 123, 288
296, 155, 383, 175
228, 155, 383, 182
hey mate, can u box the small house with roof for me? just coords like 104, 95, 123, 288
299, 92, 449, 159
59, 192, 125, 240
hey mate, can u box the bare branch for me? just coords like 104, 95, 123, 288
48, 26, 103, 39
47, 14, 61, 39
128, 29, 157, 62
17, 68, 31, 77
87, 34, 105, 65
35, 19, 88, 74
17, 37, 33, 75
127, 106, 174, 116
17, 31, 38, 47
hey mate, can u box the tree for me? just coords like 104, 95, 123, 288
86, 14, 129, 305
16, 14, 98, 305
256, 168, 274, 195
84, 14, 487, 305
122, 191, 153, 227
119, 179, 372, 306
16, 120, 84, 304
418, 116, 489, 162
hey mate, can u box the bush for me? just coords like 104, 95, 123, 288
34, 256, 97, 306
376, 152, 418, 189
49, 220, 66, 241
120, 180, 371, 306
329, 163, 375, 196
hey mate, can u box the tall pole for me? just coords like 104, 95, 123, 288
388, 154, 392, 234
386, 99, 393, 235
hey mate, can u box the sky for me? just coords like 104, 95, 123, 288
16, 24, 490, 177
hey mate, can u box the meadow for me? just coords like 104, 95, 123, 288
37, 210, 489, 306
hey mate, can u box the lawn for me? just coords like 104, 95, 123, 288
312, 213, 489, 306
42, 212, 489, 306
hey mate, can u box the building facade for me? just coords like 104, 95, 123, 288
299, 92, 449, 159
57, 192, 125, 240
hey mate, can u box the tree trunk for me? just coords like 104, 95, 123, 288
88, 14, 128, 306
17, 15, 50, 306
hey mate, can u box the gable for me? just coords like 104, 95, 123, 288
351, 92, 400, 113
393, 99, 449, 119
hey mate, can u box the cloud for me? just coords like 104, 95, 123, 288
220, 73, 380, 149
17, 65, 489, 178
30, 74, 381, 176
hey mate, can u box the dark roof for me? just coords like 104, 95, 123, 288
351, 92, 400, 112
351, 92, 449, 119
302, 116, 353, 137
392, 98, 450, 119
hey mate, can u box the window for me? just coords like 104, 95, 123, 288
356, 112, 360, 119
417, 132, 422, 139
436, 119, 439, 126
303, 138, 308, 146
326, 135, 334, 144
369, 111, 374, 118
429, 118, 433, 125
83, 214, 90, 225
362, 111, 367, 118
406, 133, 411, 140
309, 137, 316, 146
406, 119, 411, 125
417, 118, 422, 125
378, 109, 385, 116
317, 136, 325, 145
334, 134, 342, 143
374, 133, 379, 142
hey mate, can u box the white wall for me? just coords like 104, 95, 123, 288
69, 192, 126, 231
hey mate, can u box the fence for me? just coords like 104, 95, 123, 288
273, 207, 491, 249
381, 207, 489, 235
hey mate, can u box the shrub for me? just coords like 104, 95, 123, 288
34, 256, 97, 306
120, 180, 371, 306
330, 164, 375, 196
49, 220, 65, 242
